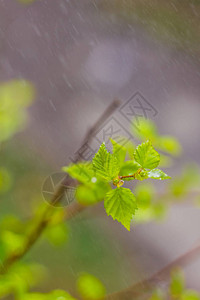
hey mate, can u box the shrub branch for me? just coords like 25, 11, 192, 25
0, 99, 120, 274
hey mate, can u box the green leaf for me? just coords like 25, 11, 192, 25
2, 230, 24, 254
120, 138, 135, 159
134, 206, 155, 223
134, 169, 148, 181
92, 143, 119, 181
149, 289, 165, 300
135, 183, 155, 208
104, 187, 137, 230
134, 202, 167, 223
119, 161, 141, 181
45, 223, 68, 247
132, 119, 157, 141
159, 136, 181, 156
4, 273, 27, 299
134, 140, 160, 169
0, 80, 34, 107
147, 169, 171, 180
170, 269, 185, 297
0, 215, 24, 233
22, 293, 47, 300
2, 263, 46, 298
22, 290, 77, 300
15, 263, 47, 289
76, 181, 110, 205
0, 168, 12, 193
63, 162, 94, 184
48, 290, 77, 300
181, 290, 200, 300
0, 277, 14, 298
77, 273, 106, 300
110, 139, 126, 167
131, 119, 181, 157
0, 80, 35, 142
159, 154, 173, 167
152, 203, 167, 220
170, 164, 200, 198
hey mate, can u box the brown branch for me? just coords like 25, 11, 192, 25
105, 241, 200, 300
0, 99, 121, 275
119, 174, 137, 180
119, 169, 142, 180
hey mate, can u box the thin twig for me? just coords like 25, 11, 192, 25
119, 168, 142, 180
105, 241, 200, 300
0, 99, 121, 274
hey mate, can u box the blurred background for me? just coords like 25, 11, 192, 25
1, 0, 200, 297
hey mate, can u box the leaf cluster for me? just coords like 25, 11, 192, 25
64, 139, 170, 230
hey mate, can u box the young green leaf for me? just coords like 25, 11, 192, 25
22, 293, 47, 300
134, 170, 149, 181
63, 162, 94, 184
170, 269, 185, 297
110, 139, 126, 167
159, 136, 182, 156
135, 183, 155, 208
147, 169, 171, 180
104, 187, 137, 231
134, 140, 160, 169
118, 138, 135, 159
132, 119, 158, 142
45, 223, 68, 247
76, 181, 110, 205
119, 161, 141, 181
77, 273, 106, 300
181, 290, 200, 300
92, 143, 119, 181
132, 119, 181, 157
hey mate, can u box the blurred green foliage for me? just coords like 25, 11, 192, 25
170, 269, 185, 297
0, 168, 11, 193
132, 119, 181, 157
0, 78, 200, 299
77, 272, 106, 300
0, 80, 35, 143
130, 119, 200, 224
150, 268, 200, 300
